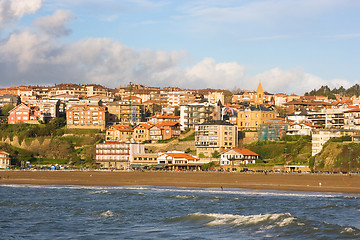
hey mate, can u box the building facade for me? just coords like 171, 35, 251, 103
195, 120, 238, 157
0, 150, 10, 169
7, 103, 42, 124
95, 141, 145, 169
220, 148, 259, 167
311, 129, 357, 156
66, 104, 106, 130
180, 102, 221, 131
237, 105, 276, 131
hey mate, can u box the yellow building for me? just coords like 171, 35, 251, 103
133, 123, 152, 142
105, 125, 133, 141
237, 106, 276, 130
237, 82, 276, 130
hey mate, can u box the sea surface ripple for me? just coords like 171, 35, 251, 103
0, 184, 359, 239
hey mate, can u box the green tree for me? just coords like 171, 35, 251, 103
211, 150, 220, 158
201, 161, 215, 170
1, 103, 15, 116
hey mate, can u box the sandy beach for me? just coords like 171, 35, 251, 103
1, 170, 359, 194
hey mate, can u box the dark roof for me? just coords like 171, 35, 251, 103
199, 120, 234, 126
249, 105, 273, 111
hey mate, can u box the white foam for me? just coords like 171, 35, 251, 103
341, 227, 355, 233
89, 190, 109, 194
100, 210, 114, 217
190, 212, 294, 227
1, 184, 356, 199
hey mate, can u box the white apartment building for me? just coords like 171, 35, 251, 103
95, 141, 145, 169
311, 129, 356, 156
344, 109, 360, 130
180, 102, 221, 131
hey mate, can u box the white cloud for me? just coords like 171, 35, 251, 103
251, 67, 352, 94
0, 27, 353, 93
34, 9, 75, 37
184, 58, 245, 89
0, 0, 43, 26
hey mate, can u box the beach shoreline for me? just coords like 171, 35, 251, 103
1, 170, 359, 194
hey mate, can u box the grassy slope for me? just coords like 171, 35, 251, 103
314, 142, 360, 171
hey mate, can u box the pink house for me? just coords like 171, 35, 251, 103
8, 103, 42, 124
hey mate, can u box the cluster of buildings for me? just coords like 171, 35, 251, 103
2, 82, 360, 170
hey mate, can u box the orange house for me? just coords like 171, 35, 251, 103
8, 103, 42, 124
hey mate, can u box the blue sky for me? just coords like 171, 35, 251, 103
0, 0, 359, 94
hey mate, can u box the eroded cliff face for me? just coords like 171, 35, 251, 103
314, 142, 360, 172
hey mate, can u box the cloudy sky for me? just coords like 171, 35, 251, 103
0, 0, 359, 94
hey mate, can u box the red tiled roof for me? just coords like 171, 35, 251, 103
156, 121, 180, 127
112, 125, 133, 131
221, 148, 258, 156
163, 152, 197, 160
135, 123, 153, 129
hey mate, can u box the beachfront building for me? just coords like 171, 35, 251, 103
195, 120, 238, 157
0, 150, 11, 169
219, 148, 259, 167
95, 141, 145, 169
157, 151, 203, 170
311, 129, 357, 156
66, 104, 107, 130
130, 153, 158, 169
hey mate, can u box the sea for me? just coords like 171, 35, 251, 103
0, 184, 359, 239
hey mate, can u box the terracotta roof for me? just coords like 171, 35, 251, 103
344, 108, 360, 113
136, 123, 153, 129
111, 125, 133, 131
0, 150, 9, 155
156, 122, 180, 127
163, 152, 197, 160
221, 148, 258, 156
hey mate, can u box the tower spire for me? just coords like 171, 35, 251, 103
256, 81, 264, 105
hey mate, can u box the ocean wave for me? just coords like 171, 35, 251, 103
100, 210, 114, 217
2, 184, 357, 199
170, 212, 296, 228
169, 195, 196, 199
89, 190, 109, 195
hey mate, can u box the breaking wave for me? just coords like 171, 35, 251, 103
170, 212, 296, 228
100, 210, 114, 217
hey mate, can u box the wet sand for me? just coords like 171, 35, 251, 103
1, 170, 360, 194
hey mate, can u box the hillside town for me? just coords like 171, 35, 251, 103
1, 82, 360, 172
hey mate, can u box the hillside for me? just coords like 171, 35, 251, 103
311, 142, 360, 172
245, 136, 312, 165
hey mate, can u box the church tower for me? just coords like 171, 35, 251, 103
256, 81, 264, 105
